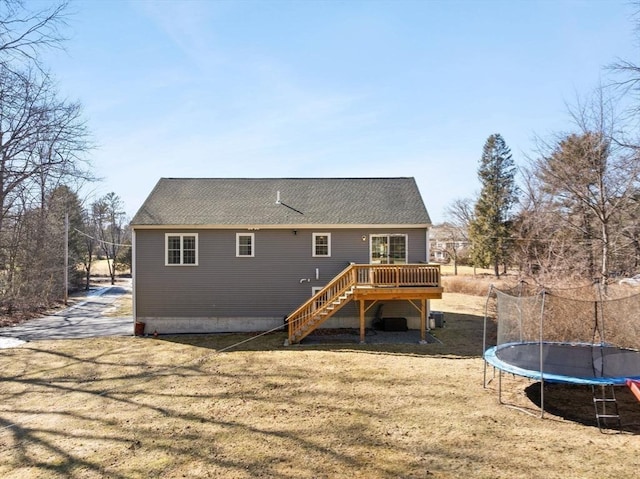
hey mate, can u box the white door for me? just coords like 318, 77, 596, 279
311, 286, 324, 310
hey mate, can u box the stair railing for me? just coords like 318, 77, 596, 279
287, 264, 356, 344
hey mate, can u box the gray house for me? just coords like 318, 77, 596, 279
131, 177, 443, 343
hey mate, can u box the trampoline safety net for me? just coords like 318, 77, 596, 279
495, 285, 640, 350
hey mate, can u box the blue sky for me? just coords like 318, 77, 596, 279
40, 0, 637, 223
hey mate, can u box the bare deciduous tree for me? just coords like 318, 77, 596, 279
92, 193, 128, 286
78, 208, 97, 290
529, 88, 640, 282
0, 1, 69, 72
443, 198, 474, 275
0, 2, 96, 314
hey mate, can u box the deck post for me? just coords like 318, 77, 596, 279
359, 299, 366, 344
420, 299, 426, 343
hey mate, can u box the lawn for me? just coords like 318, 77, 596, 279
0, 293, 639, 478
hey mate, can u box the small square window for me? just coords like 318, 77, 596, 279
313, 233, 331, 257
236, 233, 255, 257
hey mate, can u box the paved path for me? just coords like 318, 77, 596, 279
0, 280, 133, 348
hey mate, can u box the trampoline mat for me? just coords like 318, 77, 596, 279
486, 342, 640, 385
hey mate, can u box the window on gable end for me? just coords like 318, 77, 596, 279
313, 233, 331, 257
236, 233, 255, 257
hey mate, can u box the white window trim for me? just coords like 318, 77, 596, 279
165, 233, 199, 266
236, 232, 255, 257
312, 232, 331, 257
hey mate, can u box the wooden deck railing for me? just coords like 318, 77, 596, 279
353, 264, 441, 287
286, 263, 441, 344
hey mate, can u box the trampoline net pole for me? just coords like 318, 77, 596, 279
539, 290, 546, 419
483, 285, 495, 388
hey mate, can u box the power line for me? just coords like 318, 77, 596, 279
72, 227, 131, 248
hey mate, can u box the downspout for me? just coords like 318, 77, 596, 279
425, 225, 432, 321
425, 225, 431, 264
132, 228, 137, 324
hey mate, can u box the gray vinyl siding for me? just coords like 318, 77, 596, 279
135, 228, 427, 320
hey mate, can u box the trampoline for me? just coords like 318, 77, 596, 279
483, 283, 640, 425
484, 342, 640, 386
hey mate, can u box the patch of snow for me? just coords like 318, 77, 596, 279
0, 336, 26, 348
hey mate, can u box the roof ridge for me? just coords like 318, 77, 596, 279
159, 177, 416, 180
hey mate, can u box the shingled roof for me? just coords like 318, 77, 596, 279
131, 178, 431, 227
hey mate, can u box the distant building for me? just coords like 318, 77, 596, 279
428, 224, 470, 264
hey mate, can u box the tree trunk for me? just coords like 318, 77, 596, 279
601, 220, 609, 283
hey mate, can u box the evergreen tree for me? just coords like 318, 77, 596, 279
469, 134, 518, 277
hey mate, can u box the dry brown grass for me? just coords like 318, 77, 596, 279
91, 259, 131, 277
1, 290, 639, 478
439, 265, 521, 297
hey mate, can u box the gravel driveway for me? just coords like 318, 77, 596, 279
0, 280, 133, 348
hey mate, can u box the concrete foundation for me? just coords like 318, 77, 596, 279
137, 315, 423, 334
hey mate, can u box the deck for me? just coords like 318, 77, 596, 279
286, 264, 443, 344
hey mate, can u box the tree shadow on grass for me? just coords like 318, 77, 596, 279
0, 339, 451, 478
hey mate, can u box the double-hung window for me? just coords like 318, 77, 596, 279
313, 233, 331, 257
165, 233, 198, 265
236, 233, 255, 257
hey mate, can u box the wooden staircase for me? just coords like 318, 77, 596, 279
285, 263, 442, 345
285, 264, 356, 345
